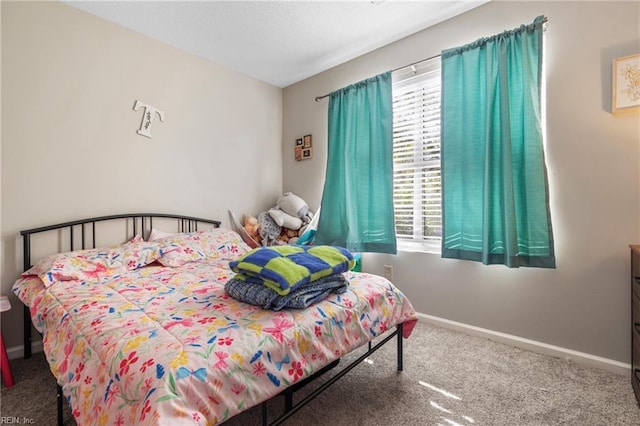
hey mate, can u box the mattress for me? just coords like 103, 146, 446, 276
13, 257, 418, 425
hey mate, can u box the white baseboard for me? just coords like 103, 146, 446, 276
7, 340, 43, 360
417, 312, 631, 376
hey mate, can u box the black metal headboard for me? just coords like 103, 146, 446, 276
20, 213, 221, 358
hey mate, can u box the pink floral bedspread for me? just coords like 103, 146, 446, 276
13, 259, 418, 425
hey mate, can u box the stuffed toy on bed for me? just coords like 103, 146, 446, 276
264, 192, 313, 244
243, 192, 317, 247
258, 211, 281, 246
243, 215, 261, 245
275, 192, 313, 224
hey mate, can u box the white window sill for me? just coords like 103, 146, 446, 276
397, 240, 441, 255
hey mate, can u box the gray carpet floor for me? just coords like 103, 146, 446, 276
2, 320, 639, 425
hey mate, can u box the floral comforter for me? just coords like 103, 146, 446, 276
13, 259, 418, 425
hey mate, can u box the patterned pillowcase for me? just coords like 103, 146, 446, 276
148, 228, 175, 241
22, 236, 163, 287
156, 228, 251, 267
23, 247, 122, 288
109, 236, 162, 270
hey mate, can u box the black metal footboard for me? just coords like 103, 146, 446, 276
261, 322, 405, 426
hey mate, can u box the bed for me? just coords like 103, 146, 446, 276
12, 213, 418, 425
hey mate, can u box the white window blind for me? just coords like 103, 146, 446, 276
392, 58, 441, 250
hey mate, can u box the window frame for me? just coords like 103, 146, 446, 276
391, 57, 442, 254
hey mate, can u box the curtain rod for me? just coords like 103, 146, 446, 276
314, 16, 548, 102
314, 53, 440, 102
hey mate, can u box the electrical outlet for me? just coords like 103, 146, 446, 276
383, 264, 393, 281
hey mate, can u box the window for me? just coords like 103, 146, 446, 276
392, 57, 441, 252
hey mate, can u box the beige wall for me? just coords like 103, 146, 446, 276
283, 1, 640, 363
2, 0, 639, 365
1, 2, 283, 348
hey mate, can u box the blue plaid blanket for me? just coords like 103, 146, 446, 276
225, 274, 348, 310
228, 245, 354, 295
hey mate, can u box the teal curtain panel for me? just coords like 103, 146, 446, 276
440, 16, 555, 268
315, 72, 397, 254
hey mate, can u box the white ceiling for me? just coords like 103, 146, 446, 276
64, 1, 487, 88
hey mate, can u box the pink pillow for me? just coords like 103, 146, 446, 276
109, 237, 162, 270
23, 247, 121, 288
22, 235, 162, 287
157, 228, 251, 267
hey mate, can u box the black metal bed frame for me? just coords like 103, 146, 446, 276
19, 213, 406, 426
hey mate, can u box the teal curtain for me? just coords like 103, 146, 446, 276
441, 16, 555, 268
315, 72, 397, 254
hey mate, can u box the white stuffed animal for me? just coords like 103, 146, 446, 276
276, 192, 313, 224
268, 208, 303, 229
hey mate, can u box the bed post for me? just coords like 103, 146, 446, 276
397, 323, 404, 371
23, 306, 31, 359
23, 233, 32, 359
57, 384, 64, 426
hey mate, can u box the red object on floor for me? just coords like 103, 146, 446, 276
0, 331, 15, 387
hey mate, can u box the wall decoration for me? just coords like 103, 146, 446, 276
612, 53, 640, 113
295, 138, 303, 160
295, 135, 313, 161
133, 100, 165, 138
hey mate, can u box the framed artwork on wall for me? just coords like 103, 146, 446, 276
303, 134, 312, 148
612, 53, 640, 113
295, 135, 313, 161
295, 138, 303, 160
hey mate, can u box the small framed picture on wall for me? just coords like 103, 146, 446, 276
294, 138, 304, 161
612, 53, 640, 113
295, 135, 313, 161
